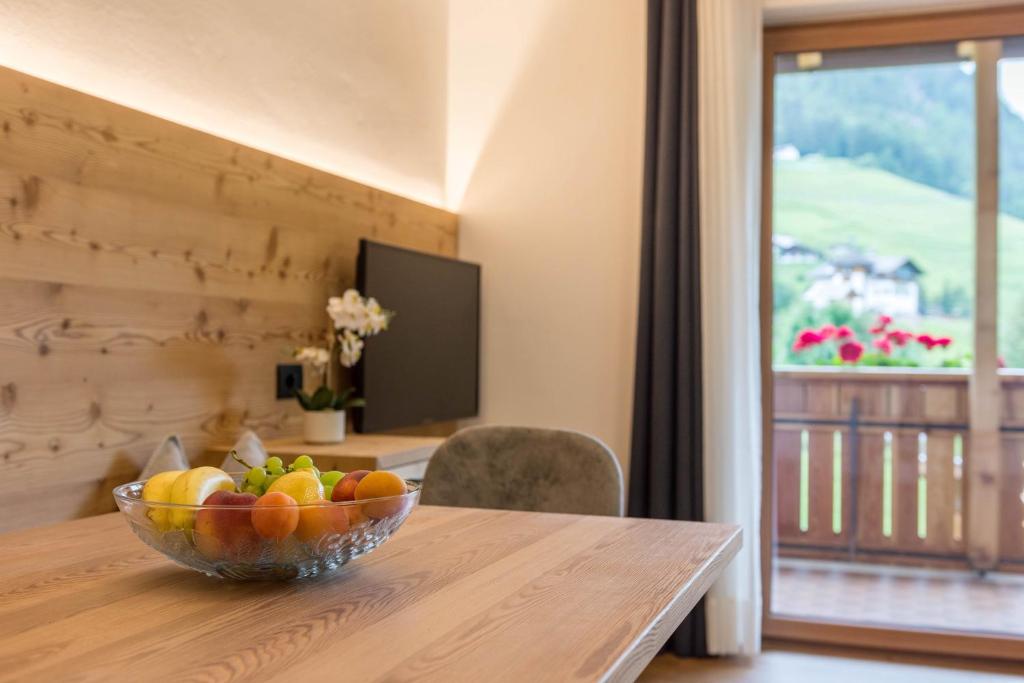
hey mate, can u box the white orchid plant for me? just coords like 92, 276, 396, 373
292, 289, 394, 412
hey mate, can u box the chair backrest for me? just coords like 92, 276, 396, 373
420, 426, 624, 516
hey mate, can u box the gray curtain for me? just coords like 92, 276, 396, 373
628, 0, 705, 658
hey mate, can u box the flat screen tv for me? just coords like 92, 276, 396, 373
355, 240, 480, 432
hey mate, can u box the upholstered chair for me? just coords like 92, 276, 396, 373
421, 426, 624, 517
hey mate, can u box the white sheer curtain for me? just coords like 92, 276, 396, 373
697, 0, 763, 656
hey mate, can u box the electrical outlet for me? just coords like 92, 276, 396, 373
276, 364, 303, 399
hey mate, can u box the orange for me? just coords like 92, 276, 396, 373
354, 471, 408, 519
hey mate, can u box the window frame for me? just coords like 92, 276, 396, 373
760, 5, 1024, 661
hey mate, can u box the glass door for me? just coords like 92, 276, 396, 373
768, 38, 1024, 639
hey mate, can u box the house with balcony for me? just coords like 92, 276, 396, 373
803, 246, 923, 317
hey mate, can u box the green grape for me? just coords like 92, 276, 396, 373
264, 473, 281, 490
293, 455, 314, 469
266, 456, 284, 470
269, 466, 285, 476
246, 466, 267, 486
320, 470, 344, 488
324, 483, 336, 501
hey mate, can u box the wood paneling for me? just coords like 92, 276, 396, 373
0, 508, 740, 682
774, 371, 969, 425
1001, 434, 1024, 562
0, 67, 458, 532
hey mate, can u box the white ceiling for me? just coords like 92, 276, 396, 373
764, 0, 1024, 26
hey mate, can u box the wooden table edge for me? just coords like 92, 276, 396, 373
603, 525, 743, 683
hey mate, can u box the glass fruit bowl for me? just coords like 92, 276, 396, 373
113, 475, 420, 580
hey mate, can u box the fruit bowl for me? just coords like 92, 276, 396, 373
113, 475, 420, 581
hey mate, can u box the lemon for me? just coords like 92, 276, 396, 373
168, 466, 236, 529
267, 470, 324, 505
141, 470, 185, 531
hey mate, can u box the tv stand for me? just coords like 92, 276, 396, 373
207, 433, 443, 480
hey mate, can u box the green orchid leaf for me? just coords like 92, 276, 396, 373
310, 385, 334, 411
343, 396, 366, 409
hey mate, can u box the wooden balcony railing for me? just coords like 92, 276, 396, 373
773, 367, 1024, 571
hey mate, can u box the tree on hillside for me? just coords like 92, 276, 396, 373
775, 62, 1024, 220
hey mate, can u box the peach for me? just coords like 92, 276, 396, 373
354, 471, 408, 519
251, 492, 299, 540
194, 490, 260, 561
331, 470, 371, 502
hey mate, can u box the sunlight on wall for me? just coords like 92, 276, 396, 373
447, 0, 646, 465
0, 0, 448, 207
445, 0, 550, 209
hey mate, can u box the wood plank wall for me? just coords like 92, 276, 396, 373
0, 67, 458, 532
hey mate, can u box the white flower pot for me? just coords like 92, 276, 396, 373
303, 410, 346, 444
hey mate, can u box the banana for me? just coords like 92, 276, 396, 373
167, 466, 236, 529
141, 470, 185, 532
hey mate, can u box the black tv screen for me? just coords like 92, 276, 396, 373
355, 240, 480, 432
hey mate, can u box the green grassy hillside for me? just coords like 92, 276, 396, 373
773, 156, 1024, 366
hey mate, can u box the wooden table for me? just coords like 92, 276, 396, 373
0, 507, 740, 682
206, 434, 444, 479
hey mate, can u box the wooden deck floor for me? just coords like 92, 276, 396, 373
638, 642, 1024, 682
772, 559, 1024, 637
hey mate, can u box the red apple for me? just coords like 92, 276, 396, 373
331, 470, 371, 502
195, 490, 260, 561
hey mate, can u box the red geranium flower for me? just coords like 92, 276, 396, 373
999, 356, 1007, 368
836, 325, 854, 339
838, 340, 865, 363
793, 328, 825, 352
818, 323, 837, 340
917, 334, 938, 350
873, 338, 893, 355
935, 337, 952, 348
869, 314, 893, 334
887, 329, 914, 346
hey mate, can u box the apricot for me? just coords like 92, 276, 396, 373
354, 471, 408, 519
294, 504, 349, 543
344, 504, 368, 529
251, 492, 299, 540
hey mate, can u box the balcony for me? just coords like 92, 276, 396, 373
771, 367, 1024, 636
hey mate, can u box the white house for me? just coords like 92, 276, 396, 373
802, 246, 922, 317
773, 234, 822, 264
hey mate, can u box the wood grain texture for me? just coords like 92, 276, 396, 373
764, 616, 1024, 664
0, 507, 740, 683
206, 434, 444, 471
0, 67, 458, 532
764, 5, 1024, 54
968, 40, 1003, 571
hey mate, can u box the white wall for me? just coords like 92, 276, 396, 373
448, 0, 646, 465
0, 0, 449, 206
